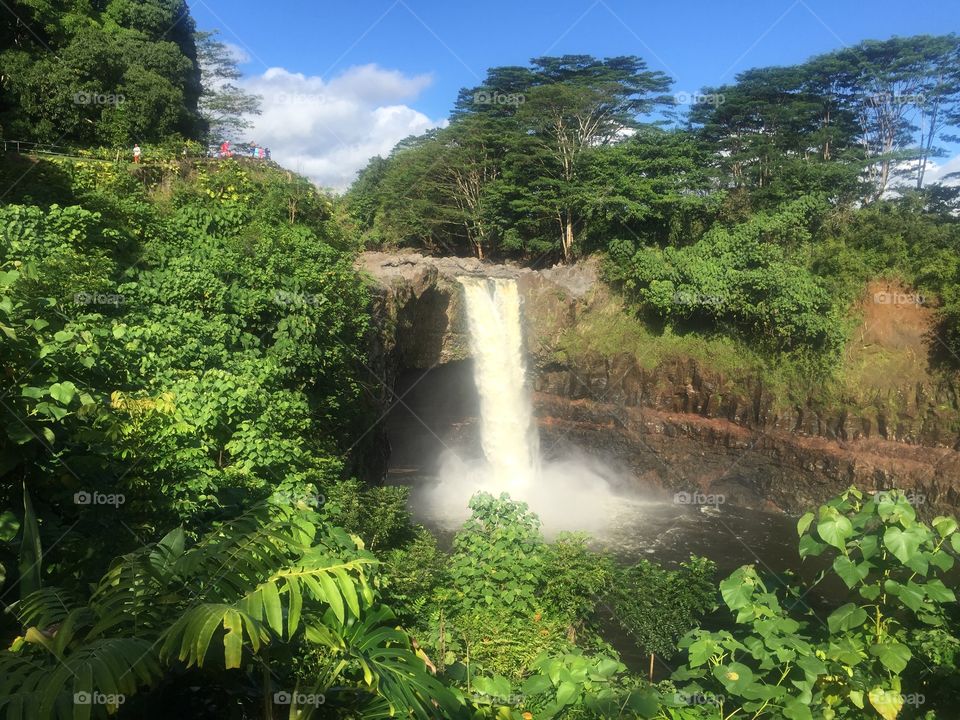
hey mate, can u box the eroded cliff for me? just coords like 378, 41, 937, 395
359, 250, 960, 514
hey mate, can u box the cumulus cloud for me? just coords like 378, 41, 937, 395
238, 64, 444, 191
924, 153, 960, 186
886, 153, 960, 195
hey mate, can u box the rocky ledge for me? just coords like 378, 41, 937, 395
357, 250, 595, 369
535, 393, 960, 516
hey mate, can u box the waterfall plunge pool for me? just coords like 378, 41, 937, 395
384, 361, 802, 578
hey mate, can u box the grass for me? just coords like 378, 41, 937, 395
552, 287, 810, 411
550, 281, 947, 425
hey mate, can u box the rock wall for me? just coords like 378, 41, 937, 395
358, 251, 960, 513
535, 393, 960, 516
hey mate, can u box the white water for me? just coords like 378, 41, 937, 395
457, 277, 540, 492
423, 276, 624, 533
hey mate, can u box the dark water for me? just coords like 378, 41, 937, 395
384, 363, 803, 575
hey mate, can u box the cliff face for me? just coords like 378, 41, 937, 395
358, 251, 960, 514
357, 251, 595, 370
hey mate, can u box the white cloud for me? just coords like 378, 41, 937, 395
238, 64, 444, 192
223, 42, 251, 66
885, 153, 960, 196
923, 153, 960, 186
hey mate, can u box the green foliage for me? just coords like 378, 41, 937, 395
447, 493, 548, 618
608, 197, 846, 360
611, 557, 716, 660
0, 0, 203, 144
543, 533, 614, 624
470, 650, 659, 720
0, 503, 460, 719
673, 487, 960, 719
0, 156, 373, 606
321, 479, 415, 550
347, 54, 674, 262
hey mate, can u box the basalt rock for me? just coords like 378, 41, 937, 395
534, 392, 960, 517
359, 250, 960, 511
357, 250, 595, 369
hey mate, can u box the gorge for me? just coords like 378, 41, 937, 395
361, 250, 960, 523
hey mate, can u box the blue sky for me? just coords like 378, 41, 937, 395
186, 0, 960, 189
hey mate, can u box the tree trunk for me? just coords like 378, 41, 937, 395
563, 210, 574, 263
917, 100, 939, 190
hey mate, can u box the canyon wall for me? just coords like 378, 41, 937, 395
359, 250, 960, 515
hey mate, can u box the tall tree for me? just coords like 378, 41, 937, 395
831, 35, 960, 197
452, 55, 672, 261
195, 30, 262, 142
516, 55, 673, 261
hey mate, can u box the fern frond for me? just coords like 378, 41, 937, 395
303, 606, 466, 720
11, 586, 81, 630
0, 637, 162, 719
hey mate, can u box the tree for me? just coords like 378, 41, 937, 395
690, 64, 865, 207
690, 35, 960, 203
830, 35, 960, 197
195, 30, 262, 142
0, 0, 204, 145
434, 115, 508, 259
515, 55, 673, 261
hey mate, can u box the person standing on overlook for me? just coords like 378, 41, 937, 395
132, 143, 141, 163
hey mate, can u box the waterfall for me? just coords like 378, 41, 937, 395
457, 277, 540, 492
423, 275, 617, 533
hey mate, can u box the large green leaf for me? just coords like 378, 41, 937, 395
832, 556, 870, 589
826, 603, 867, 633
720, 569, 757, 610
869, 641, 911, 673
883, 526, 925, 566
816, 507, 853, 550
